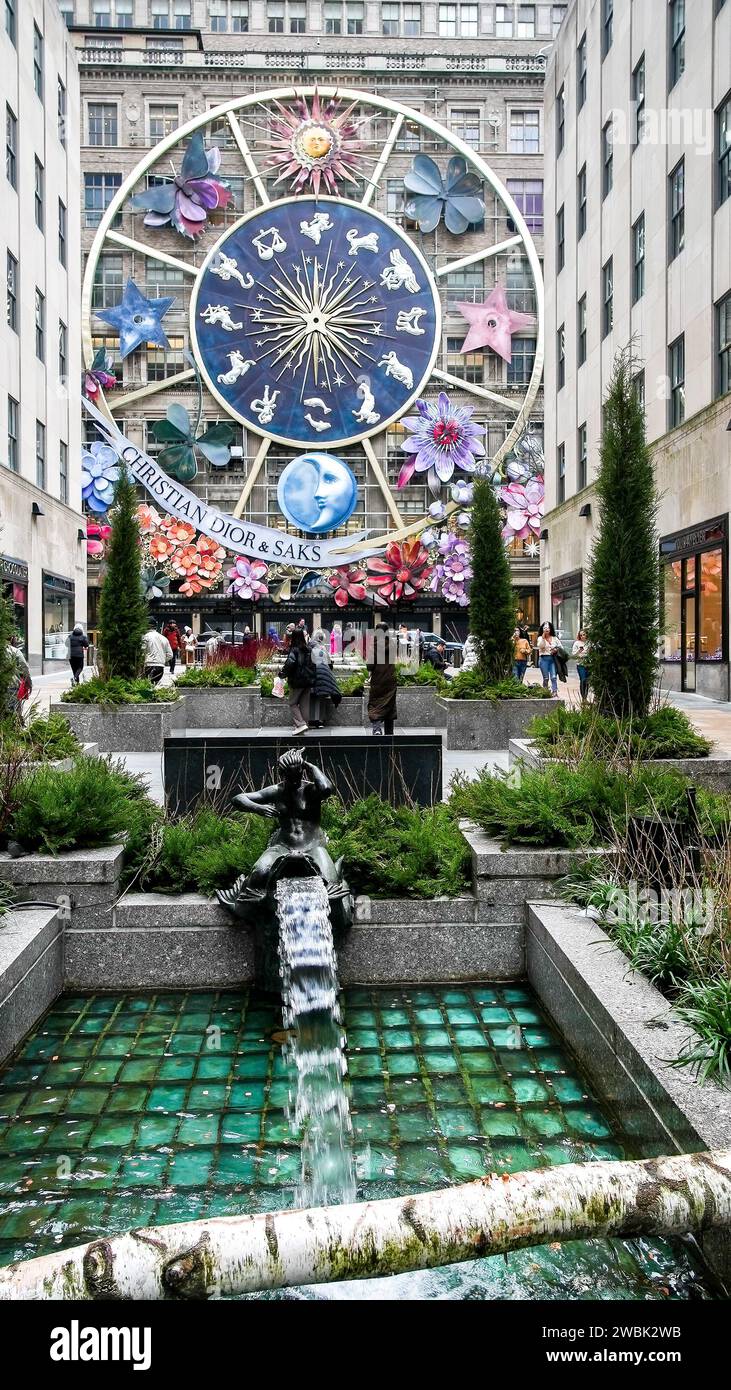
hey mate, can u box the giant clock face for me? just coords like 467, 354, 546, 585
190, 196, 441, 450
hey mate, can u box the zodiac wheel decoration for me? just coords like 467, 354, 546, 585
81, 87, 544, 608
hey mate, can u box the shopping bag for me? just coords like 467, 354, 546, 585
272, 676, 285, 699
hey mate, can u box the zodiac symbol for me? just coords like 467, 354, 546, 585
378, 351, 413, 390
304, 414, 332, 432
352, 380, 381, 425
396, 307, 427, 335
200, 304, 243, 331
250, 385, 280, 425
303, 397, 332, 414
300, 212, 334, 245
252, 227, 287, 260
380, 248, 420, 293
346, 228, 380, 256
210, 253, 254, 290
217, 350, 255, 385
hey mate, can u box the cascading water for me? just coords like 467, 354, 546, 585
275, 876, 356, 1209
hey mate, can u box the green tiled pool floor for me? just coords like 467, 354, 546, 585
0, 984, 714, 1300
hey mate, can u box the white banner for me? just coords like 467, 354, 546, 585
82, 398, 382, 571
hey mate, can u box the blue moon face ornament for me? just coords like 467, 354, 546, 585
190, 196, 441, 450
277, 453, 358, 534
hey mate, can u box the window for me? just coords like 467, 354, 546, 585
633, 370, 645, 412
495, 4, 513, 36
347, 2, 364, 34
518, 5, 536, 38
506, 252, 535, 313
602, 0, 613, 56
509, 109, 541, 155
669, 336, 685, 427
5, 106, 16, 190
447, 336, 483, 385
34, 158, 44, 231
381, 2, 398, 32
35, 290, 45, 361
267, 1, 283, 30
556, 207, 565, 273
146, 336, 186, 381
88, 102, 118, 147
557, 325, 565, 389
602, 121, 613, 198
556, 86, 565, 155
632, 213, 645, 303
7, 397, 18, 473
557, 442, 566, 504
404, 3, 421, 34
577, 424, 588, 491
5, 0, 16, 46
507, 337, 537, 387
289, 1, 306, 32
33, 25, 44, 103
58, 79, 66, 148
324, 1, 342, 31
445, 264, 484, 307
577, 33, 587, 111
439, 3, 477, 35
602, 259, 613, 337
116, 0, 134, 19
92, 0, 111, 20
59, 321, 68, 384
35, 421, 46, 490
632, 55, 646, 148
59, 441, 68, 505
552, 4, 566, 35
85, 172, 122, 227
669, 0, 685, 89
717, 94, 731, 209
148, 104, 179, 141
577, 164, 587, 238
92, 252, 124, 309
716, 293, 731, 397
451, 110, 481, 149
578, 294, 587, 365
6, 252, 18, 333
58, 201, 67, 267
669, 159, 685, 261
506, 179, 544, 233
385, 178, 403, 219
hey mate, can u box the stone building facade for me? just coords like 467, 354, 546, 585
1, 0, 84, 673
62, 0, 562, 634
543, 0, 731, 698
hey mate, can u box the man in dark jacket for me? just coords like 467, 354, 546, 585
67, 624, 89, 685
366, 623, 398, 735
424, 640, 448, 673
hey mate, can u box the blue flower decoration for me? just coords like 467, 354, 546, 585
95, 278, 174, 360
81, 442, 121, 514
403, 154, 485, 235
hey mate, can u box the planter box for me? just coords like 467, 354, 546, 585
261, 694, 365, 727
526, 899, 731, 1286
384, 685, 446, 728
0, 907, 62, 1066
509, 737, 731, 792
175, 685, 261, 730
20, 742, 99, 773
50, 699, 184, 752
460, 822, 604, 927
0, 843, 125, 932
440, 696, 559, 750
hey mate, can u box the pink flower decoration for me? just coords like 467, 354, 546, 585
366, 540, 432, 606
226, 557, 269, 600
327, 566, 368, 608
500, 476, 545, 541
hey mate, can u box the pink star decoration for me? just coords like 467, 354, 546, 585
456, 286, 536, 364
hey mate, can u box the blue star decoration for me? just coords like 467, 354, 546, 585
95, 278, 175, 360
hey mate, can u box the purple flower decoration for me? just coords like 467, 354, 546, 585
500, 476, 545, 541
226, 557, 269, 601
130, 133, 232, 241
81, 442, 122, 515
398, 393, 485, 495
429, 532, 472, 606
428, 500, 448, 521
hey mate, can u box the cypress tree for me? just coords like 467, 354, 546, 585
98, 465, 148, 680
586, 349, 660, 717
469, 476, 515, 683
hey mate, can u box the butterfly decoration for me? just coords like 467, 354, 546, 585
83, 347, 117, 402
129, 132, 232, 240
152, 403, 235, 483
403, 155, 485, 235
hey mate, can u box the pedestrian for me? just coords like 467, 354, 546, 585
142, 619, 172, 686
367, 622, 398, 735
280, 627, 315, 735
424, 639, 448, 673
182, 625, 196, 667
573, 629, 591, 701
162, 621, 181, 674
308, 628, 341, 727
512, 627, 532, 683
3, 636, 32, 718
67, 623, 89, 685
537, 621, 559, 696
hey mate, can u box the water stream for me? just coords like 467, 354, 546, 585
275, 876, 356, 1209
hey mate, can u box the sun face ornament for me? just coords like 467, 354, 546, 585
268, 88, 362, 196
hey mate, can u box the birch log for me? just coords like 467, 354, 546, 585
1, 1149, 730, 1301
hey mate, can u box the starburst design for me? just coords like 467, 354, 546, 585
267, 87, 362, 196
238, 246, 387, 397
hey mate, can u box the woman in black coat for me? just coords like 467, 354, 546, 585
280, 628, 315, 735
308, 628, 342, 728
67, 624, 89, 685
366, 623, 398, 735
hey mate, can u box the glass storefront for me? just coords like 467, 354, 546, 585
661, 517, 727, 691
550, 571, 582, 645
1, 556, 28, 656
42, 573, 75, 665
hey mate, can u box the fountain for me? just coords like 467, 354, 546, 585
217, 747, 355, 1204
